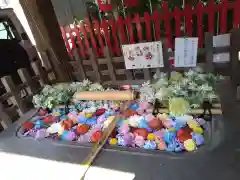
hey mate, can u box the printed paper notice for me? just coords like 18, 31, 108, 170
122, 41, 164, 69
174, 38, 198, 67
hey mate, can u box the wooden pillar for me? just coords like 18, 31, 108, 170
19, 0, 72, 82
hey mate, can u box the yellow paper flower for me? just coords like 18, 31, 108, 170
193, 126, 203, 134
147, 133, 155, 141
187, 119, 200, 129
184, 139, 196, 152
169, 98, 190, 116
85, 113, 93, 118
109, 138, 117, 145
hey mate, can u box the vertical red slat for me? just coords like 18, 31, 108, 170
110, 18, 121, 55
196, 2, 204, 47
173, 8, 181, 37
97, 0, 113, 12
101, 19, 114, 52
60, 26, 72, 56
144, 12, 152, 41
94, 19, 104, 56
134, 13, 143, 42
74, 24, 86, 58
85, 17, 99, 56
185, 4, 193, 37
162, 2, 172, 48
208, 1, 215, 33
152, 10, 161, 40
126, 15, 135, 44
117, 16, 127, 44
80, 23, 90, 53
220, 0, 228, 34
233, 0, 240, 28
69, 25, 76, 49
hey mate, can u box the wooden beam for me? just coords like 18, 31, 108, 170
19, 0, 72, 82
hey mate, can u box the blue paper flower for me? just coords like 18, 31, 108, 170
130, 103, 139, 111
173, 120, 186, 131
192, 133, 204, 146
60, 115, 68, 121
164, 130, 176, 144
34, 120, 44, 129
77, 115, 87, 124
139, 119, 149, 129
104, 110, 114, 117
117, 119, 124, 127
86, 117, 97, 126
143, 140, 157, 150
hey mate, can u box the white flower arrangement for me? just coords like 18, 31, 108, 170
139, 67, 224, 111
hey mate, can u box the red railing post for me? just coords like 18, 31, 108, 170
60, 26, 72, 56
161, 1, 172, 48
126, 15, 135, 44
85, 17, 98, 56
117, 16, 128, 44
74, 24, 86, 58
144, 12, 152, 42
207, 1, 215, 33
80, 22, 90, 54
173, 8, 181, 38
101, 19, 114, 52
152, 10, 161, 41
134, 13, 143, 42
94, 19, 104, 56
185, 4, 193, 38
219, 0, 228, 34
196, 2, 204, 47
110, 18, 121, 55
233, 0, 240, 29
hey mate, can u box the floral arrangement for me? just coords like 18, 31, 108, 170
32, 80, 105, 109
139, 67, 224, 114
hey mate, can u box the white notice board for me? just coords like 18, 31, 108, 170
174, 38, 198, 67
122, 41, 164, 69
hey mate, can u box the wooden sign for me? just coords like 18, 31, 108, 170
122, 41, 164, 69
174, 38, 198, 67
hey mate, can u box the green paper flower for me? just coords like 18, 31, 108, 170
169, 98, 190, 116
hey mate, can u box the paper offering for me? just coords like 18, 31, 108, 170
174, 38, 198, 67
122, 41, 164, 69
213, 33, 230, 47
212, 34, 230, 63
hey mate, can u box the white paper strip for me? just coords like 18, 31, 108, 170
174, 37, 198, 67
213, 33, 230, 47
213, 53, 230, 63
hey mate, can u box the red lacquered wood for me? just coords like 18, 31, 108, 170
144, 12, 152, 41
185, 4, 193, 37
117, 16, 127, 44
196, 2, 204, 47
126, 15, 134, 44
134, 13, 143, 42
152, 10, 161, 40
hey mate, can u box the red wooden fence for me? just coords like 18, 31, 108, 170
60, 0, 240, 58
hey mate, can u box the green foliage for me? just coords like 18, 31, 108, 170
141, 67, 224, 109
